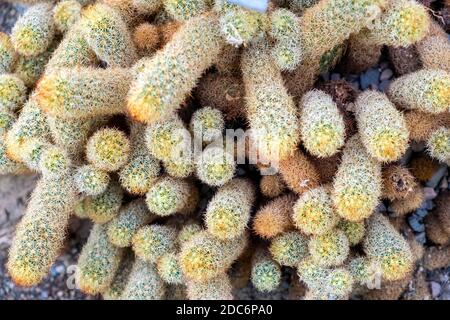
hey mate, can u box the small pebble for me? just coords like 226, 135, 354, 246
380, 69, 393, 81
440, 178, 448, 190
426, 200, 434, 210
408, 215, 425, 233
415, 232, 426, 244
423, 187, 438, 200
360, 68, 380, 90
331, 73, 341, 81
415, 209, 428, 218
430, 282, 442, 298
379, 62, 389, 70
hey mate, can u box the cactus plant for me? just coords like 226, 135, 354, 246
427, 127, 450, 163
332, 135, 381, 222
145, 176, 198, 216
292, 186, 339, 236
251, 249, 282, 293
53, 0, 82, 33
363, 214, 414, 281
355, 91, 409, 162
7, 176, 76, 286
132, 224, 177, 263
0, 74, 27, 112
388, 69, 450, 114
107, 199, 155, 248
259, 174, 285, 198
179, 230, 247, 282
308, 229, 350, 267
190, 107, 224, 144
86, 128, 131, 172
74, 164, 110, 196
157, 252, 184, 285
36, 67, 131, 119
164, 0, 210, 22
0, 32, 17, 73
253, 193, 295, 240
127, 13, 224, 124
84, 181, 124, 224
11, 3, 55, 56
103, 250, 134, 300
300, 90, 345, 157
186, 274, 233, 300
121, 259, 166, 300
205, 178, 255, 240
279, 150, 320, 194
195, 145, 235, 187
337, 220, 366, 247
269, 231, 309, 267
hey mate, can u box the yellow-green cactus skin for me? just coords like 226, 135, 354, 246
0, 74, 27, 112
180, 230, 247, 282
293, 186, 339, 236
86, 128, 131, 172
7, 175, 77, 287
127, 13, 224, 124
74, 164, 110, 196
388, 69, 450, 114
80, 3, 137, 67
300, 90, 345, 157
251, 249, 282, 293
241, 40, 300, 162
11, 3, 55, 57
186, 274, 233, 300
0, 32, 17, 73
365, 0, 429, 47
269, 231, 309, 267
76, 223, 124, 295
355, 91, 409, 162
84, 181, 124, 224
145, 176, 198, 216
157, 252, 184, 285
363, 214, 414, 281
427, 127, 450, 164
53, 0, 82, 33
196, 145, 236, 187
36, 67, 132, 119
132, 224, 177, 263
308, 229, 350, 267
205, 178, 255, 240
164, 0, 210, 22
332, 135, 382, 222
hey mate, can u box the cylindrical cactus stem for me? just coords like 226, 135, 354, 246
86, 128, 131, 172
119, 122, 161, 195
269, 231, 309, 267
0, 138, 29, 175
436, 191, 450, 235
214, 0, 268, 47
417, 30, 450, 73
278, 150, 320, 194
298, 0, 388, 59
0, 74, 27, 112
338, 220, 366, 246
251, 248, 282, 293
332, 135, 382, 222
252, 193, 295, 240
363, 214, 414, 281
309, 229, 350, 267
7, 175, 77, 286
11, 3, 55, 57
427, 127, 450, 163
103, 250, 135, 300
292, 186, 339, 236
157, 252, 184, 285
0, 32, 17, 73
107, 199, 156, 248
132, 224, 177, 263
53, 0, 82, 33
404, 110, 450, 142
180, 230, 248, 282
74, 164, 110, 196
288, 0, 318, 13
121, 258, 166, 300
45, 22, 98, 72
145, 176, 198, 216
132, 22, 161, 57
164, 0, 211, 22
46, 115, 105, 160
195, 144, 236, 187
127, 13, 225, 124
364, 0, 429, 47
387, 69, 450, 114
76, 224, 124, 295
241, 40, 300, 162
300, 90, 345, 157
190, 107, 224, 145
145, 115, 189, 162
5, 96, 52, 162
341, 30, 382, 74
390, 186, 425, 216
381, 165, 417, 201
36, 67, 132, 119
259, 174, 285, 198
348, 256, 382, 288
163, 150, 195, 179
186, 274, 233, 300
84, 181, 124, 224
269, 8, 302, 71
297, 256, 329, 290
0, 109, 15, 137
177, 220, 202, 245
355, 91, 409, 162
14, 42, 55, 87
80, 3, 137, 67
205, 178, 255, 240
38, 144, 72, 178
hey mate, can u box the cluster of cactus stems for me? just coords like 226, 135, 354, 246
1, 0, 449, 301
